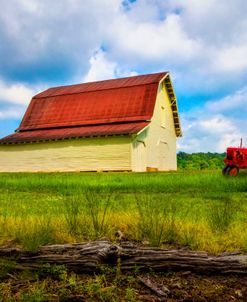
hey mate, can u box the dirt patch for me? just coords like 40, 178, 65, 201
1, 270, 247, 301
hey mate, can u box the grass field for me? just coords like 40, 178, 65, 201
0, 170, 246, 253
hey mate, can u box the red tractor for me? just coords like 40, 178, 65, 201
223, 141, 247, 176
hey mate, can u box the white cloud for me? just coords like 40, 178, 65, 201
166, 0, 247, 44
0, 80, 39, 105
0, 107, 25, 120
178, 114, 246, 153
0, 0, 121, 79
0, 80, 44, 123
200, 116, 235, 135
215, 45, 247, 73
83, 49, 137, 82
83, 50, 118, 82
107, 13, 200, 64
206, 87, 247, 114
91, 0, 247, 96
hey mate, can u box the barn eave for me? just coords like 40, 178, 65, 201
160, 73, 182, 137
0, 133, 133, 145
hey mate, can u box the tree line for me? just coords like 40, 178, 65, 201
177, 152, 226, 170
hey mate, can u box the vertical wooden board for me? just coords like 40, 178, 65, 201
158, 141, 169, 170
131, 130, 147, 172
0, 136, 131, 172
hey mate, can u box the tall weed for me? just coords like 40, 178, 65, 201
64, 195, 82, 236
135, 193, 177, 246
15, 217, 55, 251
207, 196, 239, 232
84, 189, 113, 238
163, 198, 182, 244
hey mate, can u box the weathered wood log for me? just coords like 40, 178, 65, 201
1, 239, 247, 275
0, 240, 118, 273
119, 242, 247, 274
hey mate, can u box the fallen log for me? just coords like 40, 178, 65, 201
1, 239, 247, 275
0, 239, 117, 273
119, 242, 247, 274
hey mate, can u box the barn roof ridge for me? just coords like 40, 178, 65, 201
34, 81, 160, 99
34, 71, 168, 99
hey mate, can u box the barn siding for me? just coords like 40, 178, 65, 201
146, 82, 177, 171
131, 80, 177, 172
131, 129, 147, 172
0, 136, 131, 172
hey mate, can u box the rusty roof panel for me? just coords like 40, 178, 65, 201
18, 83, 158, 131
0, 122, 149, 144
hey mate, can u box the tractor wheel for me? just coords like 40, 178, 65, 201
222, 166, 229, 175
227, 165, 239, 176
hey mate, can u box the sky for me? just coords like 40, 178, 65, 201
0, 0, 247, 153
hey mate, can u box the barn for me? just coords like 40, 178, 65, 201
0, 72, 182, 172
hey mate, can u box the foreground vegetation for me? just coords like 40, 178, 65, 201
1, 264, 247, 301
0, 170, 246, 254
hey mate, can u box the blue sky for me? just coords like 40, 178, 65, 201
0, 0, 246, 152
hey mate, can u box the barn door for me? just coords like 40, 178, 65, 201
134, 140, 146, 172
158, 141, 169, 171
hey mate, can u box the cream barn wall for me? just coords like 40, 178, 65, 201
147, 81, 177, 171
132, 80, 177, 172
0, 136, 131, 172
131, 129, 148, 172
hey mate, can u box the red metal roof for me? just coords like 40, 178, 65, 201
0, 122, 149, 144
18, 83, 159, 131
18, 72, 167, 131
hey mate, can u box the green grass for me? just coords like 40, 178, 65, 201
0, 170, 246, 253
